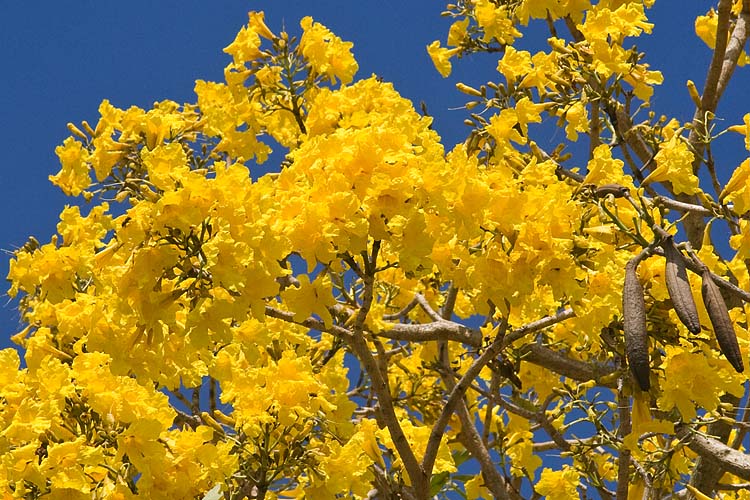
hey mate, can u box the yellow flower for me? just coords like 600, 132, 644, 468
578, 3, 653, 43
248, 11, 275, 40
465, 475, 492, 499
49, 137, 91, 196
657, 345, 745, 421
427, 40, 459, 78
486, 109, 524, 145
497, 46, 532, 83
115, 419, 167, 473
56, 203, 112, 248
583, 144, 628, 186
376, 415, 457, 477
726, 112, 750, 150
514, 97, 547, 137
447, 18, 470, 47
560, 100, 589, 141
42, 437, 105, 493
695, 6, 750, 66
474, 0, 522, 44
223, 20, 263, 65
535, 466, 581, 500
140, 142, 190, 192
721, 158, 750, 214
299, 16, 359, 85
505, 429, 542, 477
194, 79, 270, 162
642, 135, 701, 195
695, 10, 717, 49
730, 220, 750, 259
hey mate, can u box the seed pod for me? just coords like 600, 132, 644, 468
701, 266, 744, 373
623, 260, 650, 391
662, 238, 701, 334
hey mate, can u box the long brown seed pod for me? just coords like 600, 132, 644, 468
623, 259, 650, 391
662, 237, 701, 334
701, 266, 744, 373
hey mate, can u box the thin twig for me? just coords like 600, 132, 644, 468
382, 295, 420, 320
653, 196, 713, 215
264, 305, 354, 340
414, 293, 444, 321
502, 308, 576, 347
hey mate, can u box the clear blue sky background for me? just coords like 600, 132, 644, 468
1, 2, 749, 349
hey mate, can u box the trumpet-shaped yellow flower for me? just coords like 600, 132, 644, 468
49, 137, 91, 196
642, 135, 701, 194
474, 0, 522, 44
299, 16, 359, 85
535, 466, 582, 500
427, 40, 459, 77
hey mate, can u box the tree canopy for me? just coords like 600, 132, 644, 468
4, 1, 750, 499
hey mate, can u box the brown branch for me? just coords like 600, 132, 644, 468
615, 378, 632, 500
502, 308, 576, 347
346, 241, 429, 496
589, 99, 602, 155
440, 285, 459, 320
430, 322, 512, 499
172, 408, 201, 430
730, 385, 750, 449
455, 400, 515, 499
678, 421, 750, 481
700, 0, 734, 112
717, 481, 750, 491
264, 305, 353, 340
681, 0, 737, 247
382, 295, 419, 320
532, 436, 596, 451
653, 196, 714, 215
168, 388, 194, 412
684, 394, 742, 497
631, 456, 654, 493
378, 320, 482, 346
520, 343, 617, 387
717, 8, 750, 99
610, 101, 653, 164
422, 309, 575, 476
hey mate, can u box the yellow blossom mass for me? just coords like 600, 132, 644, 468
5, 3, 750, 499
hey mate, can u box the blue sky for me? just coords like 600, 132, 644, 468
1, 2, 748, 346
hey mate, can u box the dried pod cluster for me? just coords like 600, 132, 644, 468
621, 239, 745, 391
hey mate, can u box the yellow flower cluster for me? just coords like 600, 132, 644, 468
4, 3, 750, 498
